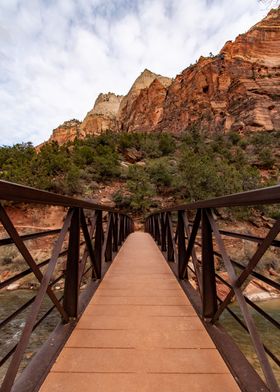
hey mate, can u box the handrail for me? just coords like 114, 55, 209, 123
0, 180, 121, 212
0, 180, 134, 392
146, 183, 280, 215
145, 185, 280, 392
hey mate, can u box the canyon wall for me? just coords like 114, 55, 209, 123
44, 7, 280, 145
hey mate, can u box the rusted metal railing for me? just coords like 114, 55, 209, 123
145, 185, 280, 392
0, 180, 133, 392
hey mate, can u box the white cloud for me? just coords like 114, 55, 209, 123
0, 0, 275, 145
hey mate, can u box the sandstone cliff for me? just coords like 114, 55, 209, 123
42, 7, 280, 145
118, 69, 172, 132
46, 93, 123, 145
48, 119, 81, 145
80, 92, 123, 137
158, 7, 280, 135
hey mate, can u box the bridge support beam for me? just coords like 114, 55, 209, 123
112, 213, 118, 252
166, 213, 174, 262
63, 208, 80, 319
178, 210, 187, 279
160, 213, 167, 252
201, 208, 218, 320
94, 210, 103, 278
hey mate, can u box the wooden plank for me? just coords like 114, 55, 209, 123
40, 232, 240, 392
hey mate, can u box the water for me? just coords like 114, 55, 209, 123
220, 299, 280, 384
0, 290, 60, 384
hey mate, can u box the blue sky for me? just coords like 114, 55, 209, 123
0, 0, 276, 146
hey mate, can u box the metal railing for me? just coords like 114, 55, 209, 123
0, 180, 134, 392
145, 185, 280, 392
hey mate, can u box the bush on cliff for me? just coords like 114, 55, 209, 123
0, 128, 273, 211
0, 142, 35, 184
126, 165, 156, 212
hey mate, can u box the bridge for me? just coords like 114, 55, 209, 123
0, 180, 279, 391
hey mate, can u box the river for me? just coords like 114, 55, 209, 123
0, 291, 279, 386
220, 299, 280, 384
0, 290, 60, 384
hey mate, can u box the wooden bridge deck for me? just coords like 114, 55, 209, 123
40, 232, 240, 392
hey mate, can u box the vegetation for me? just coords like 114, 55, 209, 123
1, 128, 279, 214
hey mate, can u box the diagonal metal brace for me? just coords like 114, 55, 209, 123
0, 205, 68, 321
206, 209, 279, 392
0, 208, 73, 392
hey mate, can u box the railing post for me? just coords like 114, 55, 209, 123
122, 215, 125, 240
123, 216, 127, 238
94, 210, 103, 278
201, 208, 218, 320
118, 215, 124, 245
121, 215, 125, 243
125, 216, 129, 238
154, 216, 158, 239
178, 210, 187, 279
155, 214, 161, 245
63, 207, 80, 319
167, 213, 174, 262
105, 213, 113, 262
154, 214, 159, 244
160, 213, 167, 252
150, 216, 154, 238
148, 217, 151, 234
112, 213, 118, 252
124, 216, 127, 239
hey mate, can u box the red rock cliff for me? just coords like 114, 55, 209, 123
158, 7, 280, 134
80, 92, 123, 136
117, 69, 172, 132
48, 119, 81, 145
42, 7, 280, 146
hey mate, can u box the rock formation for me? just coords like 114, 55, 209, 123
158, 7, 280, 135
42, 7, 280, 146
117, 69, 172, 132
48, 119, 81, 145
80, 92, 123, 137
46, 93, 123, 146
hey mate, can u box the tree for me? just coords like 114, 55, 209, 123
176, 149, 244, 201
127, 165, 155, 212
147, 158, 174, 189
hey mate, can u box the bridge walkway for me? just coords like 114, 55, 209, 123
40, 232, 240, 392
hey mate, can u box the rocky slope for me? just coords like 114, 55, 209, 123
43, 7, 280, 145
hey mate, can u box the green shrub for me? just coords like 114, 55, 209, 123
175, 149, 244, 201
228, 131, 241, 146
0, 129, 277, 216
259, 147, 275, 169
0, 142, 35, 185
147, 158, 174, 189
158, 133, 176, 155
112, 190, 131, 209
126, 165, 155, 212
239, 166, 260, 191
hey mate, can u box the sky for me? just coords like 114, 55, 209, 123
0, 0, 276, 146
